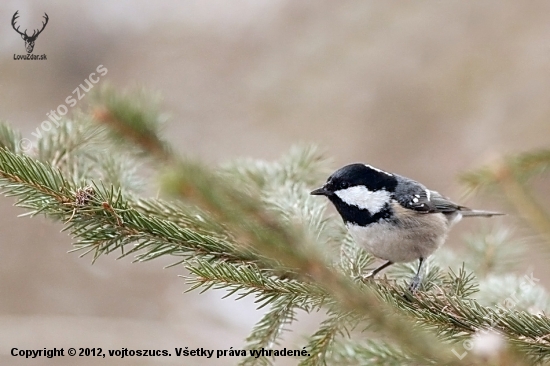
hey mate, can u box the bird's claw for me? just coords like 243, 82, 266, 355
407, 276, 422, 293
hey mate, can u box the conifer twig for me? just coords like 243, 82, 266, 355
1, 86, 547, 365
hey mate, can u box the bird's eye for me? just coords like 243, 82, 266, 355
340, 182, 349, 189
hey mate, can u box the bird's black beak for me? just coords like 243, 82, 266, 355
310, 186, 330, 196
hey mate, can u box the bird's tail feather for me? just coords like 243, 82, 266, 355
460, 209, 504, 217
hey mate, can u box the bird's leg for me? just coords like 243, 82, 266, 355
408, 257, 425, 292
361, 260, 393, 282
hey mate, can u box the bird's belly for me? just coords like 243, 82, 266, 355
346, 219, 447, 263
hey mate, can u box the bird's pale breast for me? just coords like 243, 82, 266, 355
346, 203, 451, 262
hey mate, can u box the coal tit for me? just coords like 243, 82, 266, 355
311, 163, 502, 291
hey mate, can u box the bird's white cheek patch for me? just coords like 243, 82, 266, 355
335, 186, 390, 213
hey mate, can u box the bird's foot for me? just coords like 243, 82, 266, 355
407, 275, 422, 293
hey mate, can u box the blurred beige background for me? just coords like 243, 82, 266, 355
1, 0, 550, 365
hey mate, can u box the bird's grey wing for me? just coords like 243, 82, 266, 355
426, 190, 464, 213
394, 178, 461, 214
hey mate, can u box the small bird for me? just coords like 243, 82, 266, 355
311, 163, 502, 291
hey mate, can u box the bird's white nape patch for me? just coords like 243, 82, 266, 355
425, 189, 431, 201
364, 164, 393, 176
335, 185, 391, 213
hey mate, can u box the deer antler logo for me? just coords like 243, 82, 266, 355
12, 11, 49, 54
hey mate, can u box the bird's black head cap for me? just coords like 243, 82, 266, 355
318, 163, 398, 194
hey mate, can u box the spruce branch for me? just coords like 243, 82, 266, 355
464, 226, 524, 277
298, 313, 346, 366
461, 153, 550, 245
91, 85, 173, 161
135, 197, 230, 238
239, 298, 298, 366
0, 147, 72, 207
33, 117, 144, 193
339, 234, 375, 278
36, 116, 102, 167
328, 339, 426, 366
186, 259, 328, 309
2, 87, 548, 365
89, 87, 538, 365
478, 274, 550, 314
375, 279, 547, 362
0, 147, 263, 268
507, 150, 550, 178
0, 123, 24, 153
222, 144, 331, 190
